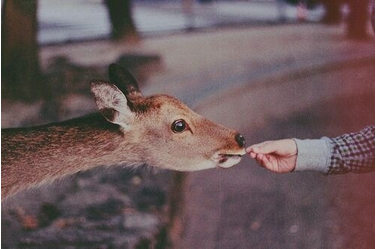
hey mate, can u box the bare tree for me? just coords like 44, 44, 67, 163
2, 0, 46, 102
105, 0, 139, 41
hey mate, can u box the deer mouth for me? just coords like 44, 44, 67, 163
213, 151, 245, 169
219, 154, 242, 161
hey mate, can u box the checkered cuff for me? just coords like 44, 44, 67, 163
327, 126, 375, 174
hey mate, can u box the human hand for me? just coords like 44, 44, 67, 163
246, 139, 297, 173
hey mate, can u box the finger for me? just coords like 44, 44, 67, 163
260, 155, 274, 169
251, 141, 278, 154
254, 153, 262, 165
248, 151, 257, 159
246, 141, 270, 153
264, 154, 272, 164
263, 155, 275, 171
256, 154, 266, 167
250, 139, 297, 156
246, 146, 252, 153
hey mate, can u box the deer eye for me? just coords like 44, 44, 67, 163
172, 119, 187, 133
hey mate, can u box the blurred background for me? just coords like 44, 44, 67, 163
2, 0, 375, 248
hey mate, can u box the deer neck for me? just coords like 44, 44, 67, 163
1, 113, 141, 198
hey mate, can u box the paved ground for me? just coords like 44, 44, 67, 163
173, 26, 375, 247
136, 24, 373, 248
3, 23, 374, 248
182, 84, 374, 249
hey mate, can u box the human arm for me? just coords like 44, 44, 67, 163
247, 126, 375, 174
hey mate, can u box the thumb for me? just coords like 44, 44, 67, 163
247, 141, 278, 154
247, 139, 296, 156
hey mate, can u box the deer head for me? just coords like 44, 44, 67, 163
91, 64, 246, 171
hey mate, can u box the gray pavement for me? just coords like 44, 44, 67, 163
172, 28, 374, 249
135, 24, 373, 248
183, 72, 374, 249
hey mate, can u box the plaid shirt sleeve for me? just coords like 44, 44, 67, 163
327, 126, 375, 175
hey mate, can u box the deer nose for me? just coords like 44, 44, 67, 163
235, 134, 246, 147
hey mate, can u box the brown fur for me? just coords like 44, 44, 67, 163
2, 114, 129, 198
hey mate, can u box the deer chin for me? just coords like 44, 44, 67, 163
212, 150, 246, 169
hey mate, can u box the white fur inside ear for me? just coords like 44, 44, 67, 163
91, 82, 135, 129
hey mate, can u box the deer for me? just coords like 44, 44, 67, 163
1, 64, 246, 200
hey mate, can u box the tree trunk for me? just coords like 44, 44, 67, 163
2, 0, 46, 102
322, 0, 342, 24
105, 0, 139, 42
347, 0, 369, 39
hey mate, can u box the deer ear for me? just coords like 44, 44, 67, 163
90, 81, 135, 130
108, 63, 142, 101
